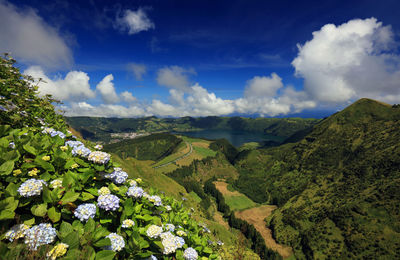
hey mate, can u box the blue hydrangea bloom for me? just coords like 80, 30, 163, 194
105, 233, 125, 252
74, 203, 96, 222
104, 168, 128, 184
183, 247, 198, 260
24, 223, 57, 251
98, 194, 120, 211
72, 145, 91, 157
18, 179, 45, 197
126, 186, 144, 198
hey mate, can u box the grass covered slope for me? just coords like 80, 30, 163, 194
103, 133, 182, 161
0, 55, 219, 259
235, 98, 400, 258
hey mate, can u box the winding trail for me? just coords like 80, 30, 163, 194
153, 141, 193, 169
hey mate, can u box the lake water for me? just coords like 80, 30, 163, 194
172, 129, 285, 147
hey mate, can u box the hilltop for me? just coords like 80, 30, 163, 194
234, 98, 400, 258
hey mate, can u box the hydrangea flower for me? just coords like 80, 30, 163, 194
105, 233, 125, 252
25, 223, 57, 251
18, 179, 45, 197
126, 186, 144, 198
88, 151, 110, 164
74, 203, 96, 222
13, 169, 22, 176
8, 141, 15, 149
127, 179, 137, 186
41, 127, 55, 135
104, 168, 128, 184
165, 205, 172, 211
176, 230, 187, 237
94, 144, 103, 150
54, 131, 66, 139
97, 194, 120, 211
47, 243, 69, 260
217, 240, 224, 246
163, 223, 175, 232
148, 255, 157, 260
121, 219, 135, 228
28, 168, 39, 177
60, 145, 68, 151
42, 155, 50, 161
72, 145, 91, 157
50, 179, 63, 189
65, 140, 84, 148
4, 224, 29, 242
148, 195, 162, 206
98, 187, 111, 196
146, 225, 163, 238
160, 232, 184, 255
183, 247, 198, 260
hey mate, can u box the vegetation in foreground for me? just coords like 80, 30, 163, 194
0, 55, 220, 259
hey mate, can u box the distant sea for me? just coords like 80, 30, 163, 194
172, 129, 285, 147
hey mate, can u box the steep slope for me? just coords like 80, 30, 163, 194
234, 98, 400, 258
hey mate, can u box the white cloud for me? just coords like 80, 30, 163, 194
121, 91, 137, 103
65, 102, 147, 118
115, 8, 154, 35
0, 1, 72, 69
127, 63, 147, 80
292, 17, 400, 103
244, 73, 283, 98
96, 74, 120, 104
156, 66, 195, 92
24, 66, 95, 101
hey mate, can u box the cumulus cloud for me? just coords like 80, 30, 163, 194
156, 66, 196, 92
115, 8, 154, 35
96, 74, 120, 104
244, 73, 283, 98
0, 1, 73, 69
65, 102, 146, 117
292, 17, 400, 104
121, 91, 137, 103
127, 63, 147, 80
24, 66, 95, 101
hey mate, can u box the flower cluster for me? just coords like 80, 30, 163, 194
88, 151, 110, 164
94, 144, 103, 150
4, 224, 29, 242
72, 145, 91, 158
47, 243, 69, 260
65, 140, 84, 148
98, 187, 111, 196
97, 194, 120, 211
121, 219, 135, 228
8, 141, 15, 149
127, 179, 137, 186
183, 247, 198, 260
126, 186, 144, 198
18, 178, 45, 197
106, 233, 125, 252
148, 195, 162, 206
176, 230, 187, 237
104, 168, 128, 184
165, 205, 172, 211
163, 223, 175, 232
28, 168, 39, 177
146, 225, 163, 238
41, 127, 66, 139
74, 203, 96, 222
25, 223, 57, 250
160, 232, 185, 255
50, 179, 63, 189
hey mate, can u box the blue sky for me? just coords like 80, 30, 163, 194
1, 0, 400, 118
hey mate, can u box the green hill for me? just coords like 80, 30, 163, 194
234, 98, 400, 258
103, 133, 182, 161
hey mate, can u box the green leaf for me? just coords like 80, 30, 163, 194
23, 143, 37, 155
31, 203, 47, 217
48, 207, 61, 222
99, 218, 112, 224
59, 221, 73, 239
0, 197, 19, 211
34, 157, 55, 172
61, 191, 80, 205
64, 159, 76, 169
93, 238, 111, 248
0, 210, 14, 220
95, 250, 116, 260
42, 185, 56, 203
81, 192, 95, 201
81, 246, 96, 260
93, 227, 109, 241
134, 203, 142, 214
5, 183, 18, 197
123, 198, 134, 216
84, 218, 95, 233
23, 217, 35, 226
203, 247, 213, 254
62, 231, 80, 249
0, 161, 14, 176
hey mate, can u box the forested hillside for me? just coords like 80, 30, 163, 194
234, 98, 400, 258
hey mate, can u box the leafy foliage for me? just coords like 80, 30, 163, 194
0, 55, 219, 259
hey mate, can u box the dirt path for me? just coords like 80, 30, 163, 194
214, 181, 242, 197
235, 205, 293, 259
